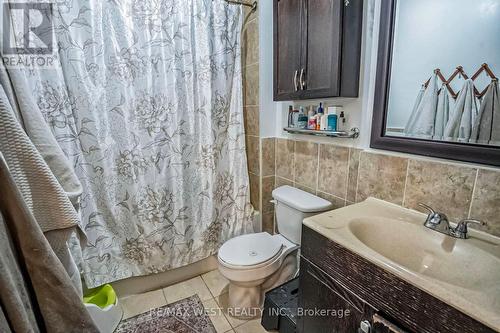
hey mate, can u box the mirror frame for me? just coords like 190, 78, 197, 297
370, 0, 500, 167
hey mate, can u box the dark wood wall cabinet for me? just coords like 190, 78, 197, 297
298, 226, 496, 333
273, 0, 363, 101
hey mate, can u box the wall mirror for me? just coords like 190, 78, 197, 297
371, 0, 500, 166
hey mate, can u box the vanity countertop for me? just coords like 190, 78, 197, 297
303, 197, 500, 332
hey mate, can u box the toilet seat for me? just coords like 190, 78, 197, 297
218, 233, 299, 284
218, 232, 283, 268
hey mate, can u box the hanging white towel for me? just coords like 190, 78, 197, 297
404, 85, 425, 133
444, 79, 479, 142
470, 80, 500, 145
491, 81, 500, 145
433, 85, 451, 140
404, 74, 439, 139
0, 83, 84, 295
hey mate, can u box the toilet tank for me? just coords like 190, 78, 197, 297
272, 186, 332, 244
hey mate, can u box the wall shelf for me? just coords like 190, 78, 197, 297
283, 127, 360, 139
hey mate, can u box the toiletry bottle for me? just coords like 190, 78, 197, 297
327, 106, 338, 132
338, 111, 346, 132
308, 115, 317, 130
316, 103, 324, 130
307, 106, 316, 130
292, 109, 300, 128
320, 105, 328, 130
297, 107, 308, 128
317, 102, 324, 115
288, 105, 294, 128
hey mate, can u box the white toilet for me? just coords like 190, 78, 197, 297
217, 185, 332, 317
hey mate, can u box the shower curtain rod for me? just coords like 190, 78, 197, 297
224, 0, 258, 11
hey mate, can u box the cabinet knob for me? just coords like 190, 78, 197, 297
358, 320, 371, 333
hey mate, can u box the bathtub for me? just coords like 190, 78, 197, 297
112, 211, 261, 297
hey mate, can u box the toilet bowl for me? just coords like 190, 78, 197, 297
217, 186, 332, 318
218, 232, 299, 316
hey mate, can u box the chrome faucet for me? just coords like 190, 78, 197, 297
451, 219, 486, 239
418, 203, 486, 239
418, 203, 450, 234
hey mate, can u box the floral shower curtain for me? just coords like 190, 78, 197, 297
19, 0, 253, 287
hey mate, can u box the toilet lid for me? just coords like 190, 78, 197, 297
218, 232, 283, 267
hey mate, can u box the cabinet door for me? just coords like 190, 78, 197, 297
300, 0, 342, 99
273, 0, 304, 101
297, 258, 375, 333
373, 314, 410, 333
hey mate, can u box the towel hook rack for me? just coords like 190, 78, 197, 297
471, 63, 498, 97
423, 63, 497, 99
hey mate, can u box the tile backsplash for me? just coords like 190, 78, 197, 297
266, 138, 500, 237
357, 152, 408, 205
470, 169, 500, 236
294, 141, 319, 190
404, 159, 476, 222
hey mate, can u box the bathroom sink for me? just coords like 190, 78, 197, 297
348, 217, 500, 291
303, 197, 500, 331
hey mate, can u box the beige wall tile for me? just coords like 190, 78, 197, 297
243, 106, 259, 136
275, 176, 293, 188
261, 138, 275, 177
357, 152, 408, 205
404, 160, 476, 221
294, 141, 318, 190
347, 148, 361, 202
241, 0, 259, 223
243, 2, 258, 23
243, 63, 259, 106
245, 135, 260, 175
316, 191, 346, 209
242, 18, 259, 67
294, 183, 316, 195
120, 289, 167, 319
262, 211, 275, 234
249, 173, 260, 211
276, 139, 295, 179
470, 169, 500, 236
276, 139, 500, 239
261, 176, 275, 213
318, 144, 349, 198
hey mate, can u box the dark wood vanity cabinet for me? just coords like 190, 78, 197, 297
298, 226, 496, 333
273, 0, 363, 101
299, 258, 408, 333
299, 259, 378, 332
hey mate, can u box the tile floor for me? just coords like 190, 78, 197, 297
120, 269, 276, 333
